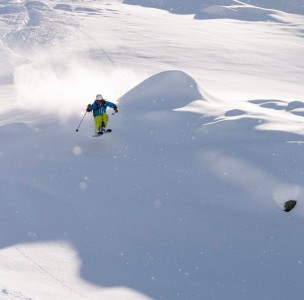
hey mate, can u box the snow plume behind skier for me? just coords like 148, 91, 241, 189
86, 94, 119, 135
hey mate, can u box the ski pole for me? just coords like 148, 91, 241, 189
76, 112, 87, 132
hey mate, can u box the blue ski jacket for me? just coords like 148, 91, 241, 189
88, 100, 117, 117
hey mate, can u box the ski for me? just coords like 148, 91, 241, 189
92, 129, 112, 137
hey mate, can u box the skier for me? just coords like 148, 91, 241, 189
86, 94, 119, 135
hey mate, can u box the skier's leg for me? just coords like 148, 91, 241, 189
101, 113, 109, 128
95, 115, 102, 132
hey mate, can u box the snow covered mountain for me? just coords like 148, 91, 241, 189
0, 1, 304, 299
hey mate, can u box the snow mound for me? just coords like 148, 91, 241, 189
117, 70, 208, 143
119, 70, 205, 111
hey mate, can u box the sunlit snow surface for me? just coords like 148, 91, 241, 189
0, 0, 304, 299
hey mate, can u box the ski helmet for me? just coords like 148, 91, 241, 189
96, 94, 103, 100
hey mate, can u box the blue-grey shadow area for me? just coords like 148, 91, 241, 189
123, 0, 304, 21
1, 71, 304, 300
240, 0, 304, 15
77, 71, 304, 299
53, 3, 102, 14
250, 99, 304, 116
74, 71, 304, 299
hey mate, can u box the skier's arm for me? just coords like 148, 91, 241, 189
87, 103, 98, 112
105, 101, 119, 113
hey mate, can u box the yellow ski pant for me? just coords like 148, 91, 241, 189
94, 113, 109, 131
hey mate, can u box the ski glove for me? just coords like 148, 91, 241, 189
114, 107, 119, 113
86, 104, 92, 112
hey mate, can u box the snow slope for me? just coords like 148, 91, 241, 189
0, 0, 304, 299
